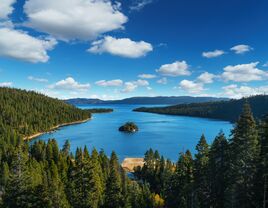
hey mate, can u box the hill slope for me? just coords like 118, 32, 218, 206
134, 95, 268, 122
0, 87, 91, 137
66, 96, 228, 105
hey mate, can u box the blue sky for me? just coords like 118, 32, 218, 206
0, 0, 268, 99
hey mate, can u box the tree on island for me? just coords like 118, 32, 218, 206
118, 122, 139, 133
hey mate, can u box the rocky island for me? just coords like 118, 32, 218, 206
119, 122, 139, 133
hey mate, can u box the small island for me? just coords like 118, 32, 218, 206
119, 122, 139, 133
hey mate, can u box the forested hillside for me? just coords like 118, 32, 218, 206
133, 103, 268, 208
0, 87, 90, 137
0, 99, 268, 207
134, 95, 268, 122
0, 88, 268, 207
0, 88, 160, 207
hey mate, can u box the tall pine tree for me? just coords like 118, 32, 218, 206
229, 102, 260, 208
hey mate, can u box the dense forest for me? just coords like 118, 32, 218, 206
134, 103, 268, 207
85, 108, 113, 114
134, 95, 268, 122
0, 88, 268, 207
0, 87, 90, 137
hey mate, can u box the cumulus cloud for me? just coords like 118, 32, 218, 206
28, 76, 48, 83
0, 82, 13, 87
230, 44, 253, 54
0, 28, 57, 63
157, 77, 167, 84
121, 79, 149, 93
156, 60, 190, 77
202, 50, 225, 58
197, 72, 216, 84
24, 0, 128, 41
49, 77, 90, 91
138, 74, 156, 79
88, 36, 153, 58
222, 84, 268, 99
122, 82, 137, 93
95, 79, 123, 87
263, 62, 268, 67
0, 0, 15, 19
130, 0, 153, 11
222, 62, 268, 82
134, 79, 149, 86
179, 80, 204, 94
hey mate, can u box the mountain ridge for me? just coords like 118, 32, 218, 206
65, 96, 229, 105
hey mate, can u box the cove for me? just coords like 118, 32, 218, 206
32, 104, 233, 161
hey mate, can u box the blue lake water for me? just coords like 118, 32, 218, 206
33, 104, 233, 161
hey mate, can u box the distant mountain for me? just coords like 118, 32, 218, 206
134, 95, 268, 122
66, 98, 105, 105
65, 96, 229, 105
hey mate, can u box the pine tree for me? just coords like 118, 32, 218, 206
0, 162, 9, 192
104, 151, 123, 208
85, 149, 104, 208
194, 134, 210, 208
258, 115, 268, 207
229, 102, 260, 207
62, 140, 71, 156
208, 131, 229, 208
2, 146, 36, 208
48, 161, 70, 208
165, 150, 194, 208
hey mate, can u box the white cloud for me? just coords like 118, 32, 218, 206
134, 79, 149, 86
89, 94, 119, 100
121, 79, 149, 93
156, 60, 190, 77
0, 28, 57, 63
230, 44, 253, 54
88, 36, 153, 58
122, 82, 137, 93
222, 84, 268, 99
197, 72, 216, 84
157, 77, 167, 84
0, 0, 15, 19
202, 50, 225, 58
263, 62, 268, 67
49, 77, 90, 91
24, 0, 128, 41
95, 79, 123, 87
179, 79, 204, 94
130, 0, 153, 11
138, 74, 156, 79
0, 82, 13, 87
28, 76, 48, 83
222, 62, 268, 82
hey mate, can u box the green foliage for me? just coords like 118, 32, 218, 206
0, 87, 90, 137
134, 102, 268, 208
134, 95, 268, 122
208, 132, 229, 208
85, 108, 113, 114
1, 88, 268, 207
119, 122, 139, 133
229, 102, 260, 207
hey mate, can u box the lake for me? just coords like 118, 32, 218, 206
33, 104, 233, 161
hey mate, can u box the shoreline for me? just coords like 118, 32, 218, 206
121, 158, 145, 172
23, 118, 91, 141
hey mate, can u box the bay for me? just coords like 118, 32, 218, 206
33, 104, 233, 161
